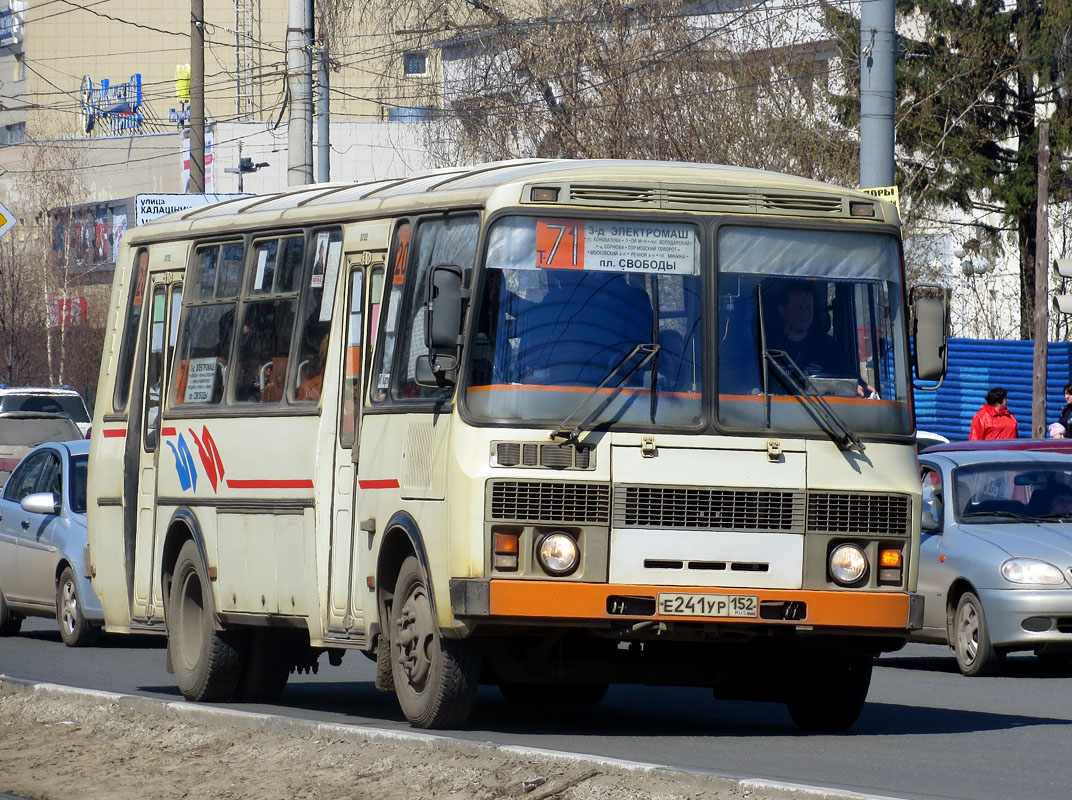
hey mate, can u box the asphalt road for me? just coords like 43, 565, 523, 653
3, 618, 1072, 800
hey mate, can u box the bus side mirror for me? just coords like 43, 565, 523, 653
426, 264, 465, 351
416, 264, 467, 387
911, 285, 948, 384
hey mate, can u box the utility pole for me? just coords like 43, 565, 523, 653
287, 0, 312, 185
859, 0, 896, 188
317, 41, 330, 182
1033, 121, 1050, 438
189, 0, 206, 193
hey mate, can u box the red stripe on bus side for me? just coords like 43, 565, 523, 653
225, 479, 315, 489
102, 429, 126, 438
161, 427, 177, 437
359, 479, 400, 490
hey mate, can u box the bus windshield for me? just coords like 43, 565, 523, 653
465, 215, 703, 428
717, 225, 910, 437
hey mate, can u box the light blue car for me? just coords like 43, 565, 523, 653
0, 439, 103, 646
914, 448, 1072, 675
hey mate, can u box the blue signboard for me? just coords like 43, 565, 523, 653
80, 74, 143, 135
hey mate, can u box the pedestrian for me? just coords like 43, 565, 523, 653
1048, 381, 1072, 438
968, 387, 1018, 440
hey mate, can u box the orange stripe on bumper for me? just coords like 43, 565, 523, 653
488, 581, 912, 629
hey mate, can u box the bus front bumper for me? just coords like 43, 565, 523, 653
450, 579, 923, 632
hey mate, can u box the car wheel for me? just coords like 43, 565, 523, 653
0, 585, 22, 637
499, 681, 609, 708
56, 566, 98, 647
953, 592, 1001, 676
167, 539, 244, 702
785, 653, 873, 732
389, 556, 479, 729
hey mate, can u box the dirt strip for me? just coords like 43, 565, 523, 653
0, 679, 884, 800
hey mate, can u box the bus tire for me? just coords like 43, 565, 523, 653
785, 654, 872, 732
0, 586, 21, 637
56, 566, 98, 647
389, 556, 479, 729
168, 539, 244, 702
235, 629, 293, 703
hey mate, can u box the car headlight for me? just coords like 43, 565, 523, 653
537, 532, 579, 576
1001, 558, 1067, 585
829, 543, 868, 585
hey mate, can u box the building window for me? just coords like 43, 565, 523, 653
0, 123, 25, 146
387, 106, 435, 123
403, 51, 428, 76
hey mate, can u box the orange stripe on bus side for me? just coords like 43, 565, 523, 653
488, 581, 911, 629
102, 429, 126, 438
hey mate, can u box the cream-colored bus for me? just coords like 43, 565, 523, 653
88, 159, 945, 731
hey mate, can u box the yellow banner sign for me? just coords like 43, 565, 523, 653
860, 185, 900, 217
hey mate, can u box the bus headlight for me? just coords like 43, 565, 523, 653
829, 544, 868, 585
537, 532, 579, 576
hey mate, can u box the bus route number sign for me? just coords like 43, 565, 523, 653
534, 218, 697, 275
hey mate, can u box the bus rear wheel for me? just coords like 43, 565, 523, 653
235, 629, 294, 703
784, 653, 872, 732
168, 539, 244, 702
389, 556, 479, 729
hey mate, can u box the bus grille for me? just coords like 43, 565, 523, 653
558, 184, 847, 216
613, 486, 805, 533
807, 492, 912, 536
489, 481, 611, 523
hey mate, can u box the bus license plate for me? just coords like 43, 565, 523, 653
656, 593, 758, 618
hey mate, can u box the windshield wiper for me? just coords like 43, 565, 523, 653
551, 343, 660, 444
763, 349, 865, 452
963, 510, 1034, 520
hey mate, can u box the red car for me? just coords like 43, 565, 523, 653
922, 438, 1072, 455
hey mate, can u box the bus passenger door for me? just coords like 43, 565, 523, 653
132, 276, 183, 621
326, 259, 383, 636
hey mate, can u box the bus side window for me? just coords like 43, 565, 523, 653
113, 248, 149, 411
293, 229, 342, 403
393, 215, 479, 401
171, 242, 242, 406
369, 222, 410, 404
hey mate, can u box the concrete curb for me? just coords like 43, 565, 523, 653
0, 675, 907, 800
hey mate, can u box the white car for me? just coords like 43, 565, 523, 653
0, 386, 92, 437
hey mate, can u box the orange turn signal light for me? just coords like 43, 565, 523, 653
493, 532, 519, 555
880, 549, 903, 568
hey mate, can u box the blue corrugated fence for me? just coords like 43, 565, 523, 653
913, 338, 1072, 441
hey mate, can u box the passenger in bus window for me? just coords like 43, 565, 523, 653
298, 334, 329, 402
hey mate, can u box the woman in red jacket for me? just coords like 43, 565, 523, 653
968, 387, 1018, 440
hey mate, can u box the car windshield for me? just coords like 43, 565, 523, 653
2, 393, 89, 423
0, 417, 81, 445
464, 215, 702, 428
953, 461, 1072, 522
70, 453, 88, 514
716, 226, 910, 436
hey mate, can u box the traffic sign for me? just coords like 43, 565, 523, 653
0, 200, 17, 240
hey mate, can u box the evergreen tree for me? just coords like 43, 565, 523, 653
826, 0, 1072, 338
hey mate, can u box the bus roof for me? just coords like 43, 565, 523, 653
125, 159, 896, 244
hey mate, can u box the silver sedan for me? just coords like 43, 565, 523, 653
914, 448, 1072, 675
0, 440, 102, 646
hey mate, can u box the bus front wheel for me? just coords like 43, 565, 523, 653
784, 653, 872, 732
168, 540, 244, 702
389, 556, 479, 728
